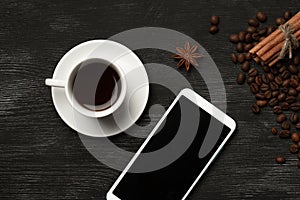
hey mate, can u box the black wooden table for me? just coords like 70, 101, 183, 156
1, 0, 300, 199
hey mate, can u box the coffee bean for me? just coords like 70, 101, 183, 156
282, 79, 290, 88
252, 33, 259, 41
296, 85, 300, 92
288, 88, 297, 96
290, 102, 300, 111
244, 43, 253, 52
251, 104, 260, 113
279, 66, 287, 73
238, 31, 246, 42
290, 78, 299, 87
231, 53, 237, 63
296, 123, 300, 129
256, 11, 267, 22
247, 76, 255, 84
279, 130, 290, 138
289, 144, 299, 154
236, 72, 246, 85
281, 70, 290, 79
270, 82, 278, 90
245, 52, 252, 60
277, 114, 286, 123
248, 68, 258, 77
288, 64, 298, 74
275, 17, 285, 26
270, 67, 278, 75
274, 76, 282, 85
209, 25, 219, 34
210, 15, 219, 25
292, 133, 300, 143
267, 25, 276, 35
246, 26, 257, 34
255, 76, 262, 86
236, 42, 244, 52
281, 121, 290, 130
241, 61, 250, 72
257, 27, 267, 35
278, 93, 286, 101
273, 106, 282, 114
245, 33, 252, 43
284, 10, 292, 20
260, 83, 269, 91
262, 65, 270, 73
229, 34, 239, 43
286, 96, 296, 104
248, 18, 259, 27
267, 73, 274, 81
261, 74, 269, 84
281, 102, 289, 110
271, 127, 278, 135
255, 93, 265, 99
275, 156, 286, 164
269, 98, 278, 107
250, 83, 259, 94
264, 90, 272, 99
237, 53, 245, 63
293, 55, 300, 65
256, 100, 267, 107
272, 90, 279, 97
290, 113, 299, 124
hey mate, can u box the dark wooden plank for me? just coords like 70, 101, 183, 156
1, 0, 300, 199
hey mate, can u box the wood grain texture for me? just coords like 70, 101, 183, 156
1, 0, 300, 199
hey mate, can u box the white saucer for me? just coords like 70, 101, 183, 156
50, 40, 149, 137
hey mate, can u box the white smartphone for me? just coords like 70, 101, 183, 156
107, 88, 236, 200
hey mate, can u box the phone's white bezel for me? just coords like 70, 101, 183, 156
107, 88, 236, 200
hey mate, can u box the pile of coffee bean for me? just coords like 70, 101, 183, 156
231, 10, 300, 168
209, 15, 219, 34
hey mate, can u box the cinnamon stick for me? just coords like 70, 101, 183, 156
249, 11, 300, 55
260, 29, 300, 62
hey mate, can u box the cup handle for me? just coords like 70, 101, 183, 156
45, 78, 65, 88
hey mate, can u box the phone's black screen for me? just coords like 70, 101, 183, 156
113, 96, 232, 200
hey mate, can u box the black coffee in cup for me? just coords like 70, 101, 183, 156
72, 59, 121, 111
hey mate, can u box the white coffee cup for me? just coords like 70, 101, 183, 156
45, 56, 127, 118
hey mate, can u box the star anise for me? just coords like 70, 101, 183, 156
173, 42, 203, 71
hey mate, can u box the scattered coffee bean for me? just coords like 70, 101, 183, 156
277, 93, 286, 101
244, 43, 253, 52
236, 72, 246, 85
270, 82, 278, 91
260, 83, 269, 91
271, 127, 278, 135
245, 33, 252, 43
291, 102, 300, 111
245, 52, 252, 60
284, 10, 292, 20
267, 25, 276, 35
257, 27, 267, 35
281, 70, 290, 79
282, 79, 290, 88
256, 11, 267, 22
273, 106, 282, 114
281, 102, 289, 110
231, 53, 237, 63
210, 15, 220, 25
279, 130, 290, 138
269, 98, 278, 107
252, 33, 260, 41
251, 104, 260, 113
237, 53, 245, 63
291, 133, 300, 143
275, 156, 286, 164
241, 61, 250, 72
272, 90, 279, 98
267, 73, 274, 81
289, 144, 299, 154
229, 34, 239, 43
275, 17, 285, 26
255, 76, 262, 86
264, 90, 272, 99
256, 100, 267, 107
248, 18, 259, 27
209, 25, 219, 34
296, 123, 300, 129
281, 121, 290, 130
250, 83, 259, 94
288, 64, 298, 74
290, 113, 299, 124
236, 42, 244, 52
247, 76, 255, 84
246, 26, 257, 33
255, 93, 265, 99
238, 31, 246, 42
248, 68, 258, 77
286, 96, 296, 104
276, 114, 286, 123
